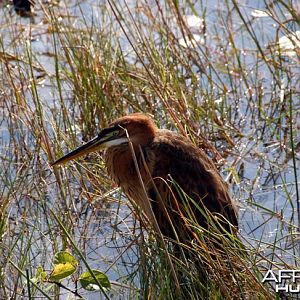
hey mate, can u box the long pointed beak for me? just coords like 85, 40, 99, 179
51, 135, 106, 167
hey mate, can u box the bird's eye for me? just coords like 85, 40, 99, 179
113, 131, 119, 136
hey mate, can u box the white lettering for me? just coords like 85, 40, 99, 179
262, 270, 278, 283
291, 270, 300, 283
278, 270, 291, 282
262, 269, 300, 293
276, 285, 289, 292
289, 285, 300, 293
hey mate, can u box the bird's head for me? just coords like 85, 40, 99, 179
51, 114, 157, 167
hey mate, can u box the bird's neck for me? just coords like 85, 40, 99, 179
105, 144, 140, 185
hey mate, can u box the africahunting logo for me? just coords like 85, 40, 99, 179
262, 270, 300, 293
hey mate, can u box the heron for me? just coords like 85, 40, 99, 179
52, 114, 238, 245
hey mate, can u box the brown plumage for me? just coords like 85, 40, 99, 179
52, 114, 238, 243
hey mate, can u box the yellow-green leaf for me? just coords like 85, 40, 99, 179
53, 251, 78, 267
48, 262, 76, 282
48, 251, 78, 282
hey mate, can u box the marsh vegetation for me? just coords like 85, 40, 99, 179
0, 0, 299, 299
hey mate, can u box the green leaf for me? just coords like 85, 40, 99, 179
48, 251, 78, 282
31, 266, 47, 283
36, 266, 47, 280
53, 251, 78, 267
79, 270, 111, 292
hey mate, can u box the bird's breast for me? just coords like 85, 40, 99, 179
104, 145, 154, 201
